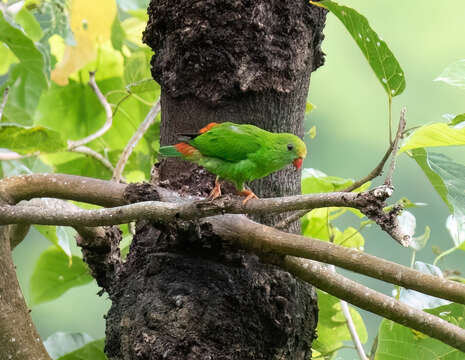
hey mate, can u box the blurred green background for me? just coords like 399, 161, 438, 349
11, 0, 465, 358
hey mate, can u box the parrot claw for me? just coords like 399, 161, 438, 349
208, 177, 222, 200
239, 189, 258, 205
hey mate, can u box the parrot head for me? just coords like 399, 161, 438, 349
271, 133, 307, 171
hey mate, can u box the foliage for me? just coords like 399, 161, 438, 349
29, 246, 93, 305
375, 303, 465, 360
0, 0, 464, 359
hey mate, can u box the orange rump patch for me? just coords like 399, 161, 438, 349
175, 142, 199, 157
199, 122, 219, 134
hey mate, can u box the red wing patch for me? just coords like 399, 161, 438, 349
175, 142, 199, 157
198, 122, 219, 134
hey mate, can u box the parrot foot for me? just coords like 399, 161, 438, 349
208, 177, 222, 200
239, 189, 258, 205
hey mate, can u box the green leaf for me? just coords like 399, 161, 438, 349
0, 155, 50, 177
305, 101, 315, 114
302, 208, 332, 241
57, 339, 107, 360
0, 43, 18, 75
15, 7, 44, 42
301, 169, 367, 218
411, 149, 451, 211
44, 332, 93, 360
400, 123, 465, 153
111, 15, 126, 52
301, 169, 353, 193
29, 246, 93, 305
119, 234, 133, 260
434, 59, 465, 89
41, 152, 112, 180
117, 0, 150, 12
307, 125, 317, 139
123, 50, 160, 98
0, 11, 48, 123
35, 225, 59, 246
34, 0, 75, 45
35, 225, 76, 260
411, 150, 465, 228
398, 262, 450, 310
0, 124, 66, 154
375, 303, 465, 360
334, 226, 364, 249
35, 77, 154, 154
449, 113, 465, 127
34, 80, 110, 140
446, 214, 465, 249
313, 290, 367, 356
313, 0, 405, 97
126, 78, 160, 95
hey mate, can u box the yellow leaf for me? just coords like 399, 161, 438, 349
399, 123, 465, 153
122, 16, 148, 48
308, 125, 317, 139
51, 0, 117, 85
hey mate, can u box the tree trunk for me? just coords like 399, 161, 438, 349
104, 1, 326, 359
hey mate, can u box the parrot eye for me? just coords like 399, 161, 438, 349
287, 144, 294, 151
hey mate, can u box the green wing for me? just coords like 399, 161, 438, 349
189, 122, 266, 162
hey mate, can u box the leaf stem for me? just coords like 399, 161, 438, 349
388, 96, 393, 144
433, 246, 457, 266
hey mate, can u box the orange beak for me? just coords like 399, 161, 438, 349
293, 157, 303, 170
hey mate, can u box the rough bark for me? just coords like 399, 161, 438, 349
104, 1, 326, 359
0, 224, 51, 360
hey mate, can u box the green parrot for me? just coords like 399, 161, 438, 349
158, 122, 307, 203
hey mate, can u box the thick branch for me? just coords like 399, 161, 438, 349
1, 199, 464, 305
0, 224, 51, 360
281, 257, 465, 353
0, 184, 406, 243
0, 174, 126, 207
205, 215, 465, 305
2, 174, 465, 352
1, 174, 463, 301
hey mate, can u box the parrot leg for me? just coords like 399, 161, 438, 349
239, 188, 258, 205
208, 177, 222, 200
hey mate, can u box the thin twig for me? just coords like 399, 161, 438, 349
70, 145, 115, 173
274, 209, 308, 230
342, 145, 393, 192
113, 100, 161, 182
0, 87, 9, 121
343, 107, 407, 192
340, 299, 368, 360
384, 107, 407, 187
67, 72, 113, 149
329, 265, 368, 360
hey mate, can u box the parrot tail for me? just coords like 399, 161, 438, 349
158, 145, 182, 157
158, 143, 201, 160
